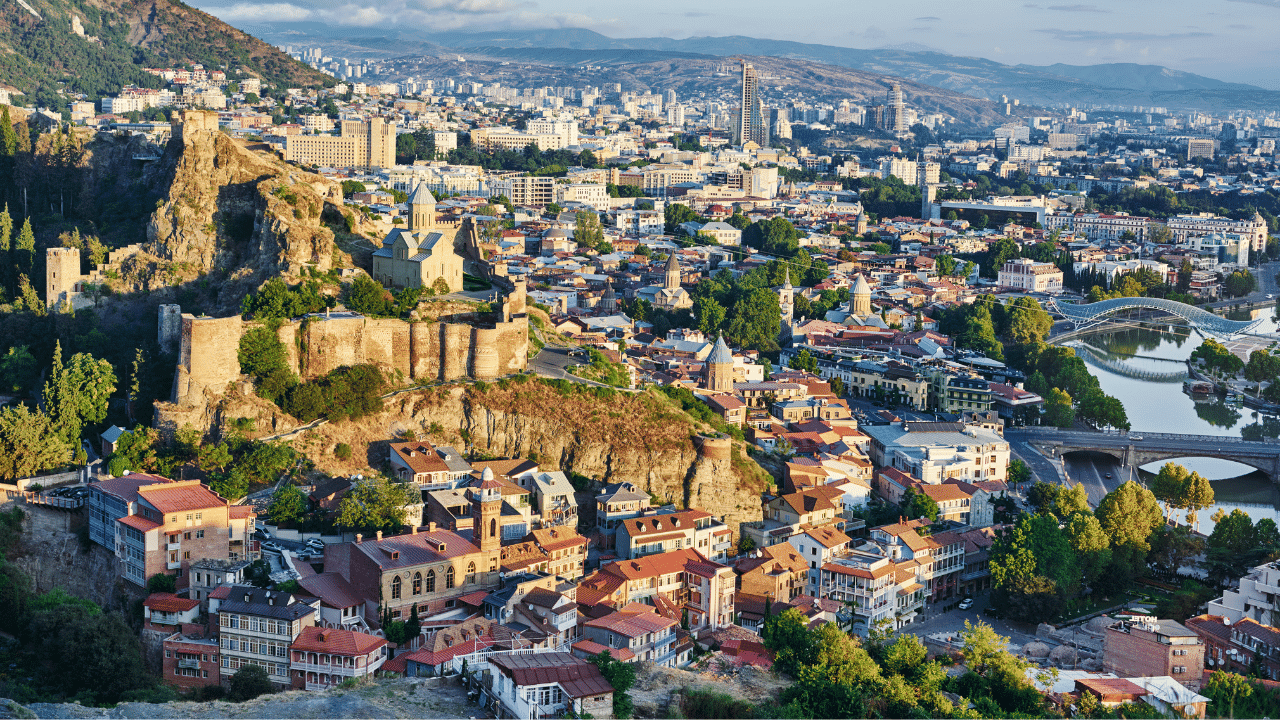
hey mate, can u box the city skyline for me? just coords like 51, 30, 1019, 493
190, 0, 1280, 88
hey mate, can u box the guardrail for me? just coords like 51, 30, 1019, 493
1007, 427, 1280, 446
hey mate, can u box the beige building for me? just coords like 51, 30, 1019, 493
998, 258, 1063, 293
371, 185, 463, 292
284, 119, 396, 169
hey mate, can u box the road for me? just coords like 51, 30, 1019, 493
529, 343, 589, 381
903, 593, 1041, 652
1060, 450, 1132, 506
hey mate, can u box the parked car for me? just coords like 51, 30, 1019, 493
1130, 435, 1144, 441
958, 598, 974, 610
261, 541, 282, 553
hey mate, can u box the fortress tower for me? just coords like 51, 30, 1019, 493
45, 247, 82, 310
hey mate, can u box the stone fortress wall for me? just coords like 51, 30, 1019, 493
166, 281, 529, 411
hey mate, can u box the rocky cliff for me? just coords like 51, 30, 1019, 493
295, 380, 770, 538
74, 111, 362, 314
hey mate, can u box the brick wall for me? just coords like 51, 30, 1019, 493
1104, 625, 1204, 686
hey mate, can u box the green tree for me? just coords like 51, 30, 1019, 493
1205, 671, 1254, 719
42, 342, 117, 446
0, 405, 72, 479
1065, 512, 1112, 588
14, 218, 34, 281
1055, 482, 1091, 517
146, 573, 177, 594
900, 486, 939, 521
0, 205, 11, 296
589, 651, 637, 718
880, 634, 927, 677
788, 349, 819, 374
1006, 297, 1053, 345
333, 477, 419, 532
0, 345, 37, 393
228, 664, 274, 702
693, 295, 726, 336
1007, 458, 1031, 488
25, 603, 154, 703
345, 275, 394, 316
574, 210, 604, 250
1043, 387, 1075, 427
266, 485, 307, 526
762, 607, 816, 676
1026, 481, 1061, 514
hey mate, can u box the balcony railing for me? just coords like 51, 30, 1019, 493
291, 661, 359, 676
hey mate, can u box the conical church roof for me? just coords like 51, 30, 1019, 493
707, 335, 733, 364
408, 183, 436, 207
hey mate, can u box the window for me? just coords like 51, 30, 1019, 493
196, 530, 204, 539
426, 569, 436, 593
391, 576, 402, 600
412, 572, 422, 595
195, 513, 202, 522
446, 566, 455, 589
466, 561, 476, 582
186, 514, 193, 522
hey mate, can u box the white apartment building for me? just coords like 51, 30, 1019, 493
213, 586, 319, 688
998, 258, 1063, 293
1208, 560, 1280, 623
1044, 212, 1151, 242
491, 176, 555, 207
1167, 212, 1268, 251
554, 183, 609, 210
861, 421, 1010, 484
1073, 258, 1173, 285
820, 550, 926, 635
879, 157, 919, 186
788, 525, 852, 595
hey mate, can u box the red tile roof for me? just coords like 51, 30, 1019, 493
229, 506, 255, 519
585, 607, 676, 638
297, 573, 364, 609
489, 652, 613, 698
599, 548, 723, 581
144, 593, 199, 613
403, 637, 495, 666
572, 640, 636, 662
291, 625, 387, 656
137, 481, 225, 514
93, 473, 174, 502
354, 529, 480, 569
119, 514, 161, 532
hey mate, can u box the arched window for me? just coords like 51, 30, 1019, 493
445, 566, 455, 589
412, 572, 422, 595
425, 569, 436, 593
391, 576, 401, 600
490, 518, 497, 539
466, 561, 476, 583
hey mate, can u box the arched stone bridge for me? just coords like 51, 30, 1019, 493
1008, 428, 1280, 479
1046, 297, 1262, 336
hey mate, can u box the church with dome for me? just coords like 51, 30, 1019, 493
824, 274, 887, 328
635, 253, 693, 311
372, 184, 465, 293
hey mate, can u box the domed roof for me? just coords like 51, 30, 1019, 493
1022, 641, 1052, 659
544, 228, 570, 238
852, 274, 872, 296
602, 283, 616, 299
481, 466, 494, 482
707, 335, 733, 365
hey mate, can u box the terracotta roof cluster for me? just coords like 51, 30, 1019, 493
572, 639, 636, 662
389, 441, 451, 475
585, 605, 676, 638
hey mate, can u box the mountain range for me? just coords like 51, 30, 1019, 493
245, 24, 1278, 114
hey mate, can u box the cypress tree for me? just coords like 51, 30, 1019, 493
15, 217, 33, 280
0, 205, 10, 297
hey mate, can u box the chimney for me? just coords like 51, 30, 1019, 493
376, 530, 383, 542
428, 522, 437, 532
356, 533, 363, 544
411, 526, 418, 535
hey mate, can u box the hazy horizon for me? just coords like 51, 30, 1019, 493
188, 0, 1280, 89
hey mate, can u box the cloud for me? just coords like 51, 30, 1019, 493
1037, 29, 1212, 41
1046, 4, 1109, 12
407, 0, 525, 13
1229, 23, 1252, 28
199, 2, 313, 23
914, 15, 940, 20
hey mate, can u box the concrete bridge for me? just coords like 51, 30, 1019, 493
1007, 427, 1280, 479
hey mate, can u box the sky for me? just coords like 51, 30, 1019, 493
188, 0, 1280, 87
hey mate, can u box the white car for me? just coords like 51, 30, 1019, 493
958, 598, 974, 610
261, 541, 282, 553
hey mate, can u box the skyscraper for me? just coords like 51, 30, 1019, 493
885, 82, 907, 133
734, 60, 768, 147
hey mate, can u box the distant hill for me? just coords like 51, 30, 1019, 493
245, 23, 1274, 114
0, 0, 333, 110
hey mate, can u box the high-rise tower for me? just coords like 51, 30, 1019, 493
734, 60, 767, 147
885, 83, 907, 133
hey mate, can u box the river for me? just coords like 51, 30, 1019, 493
1066, 310, 1280, 532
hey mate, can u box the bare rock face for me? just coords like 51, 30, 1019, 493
390, 383, 767, 539
142, 110, 342, 290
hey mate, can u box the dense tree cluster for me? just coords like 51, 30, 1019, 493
991, 480, 1160, 621
755, 608, 1049, 718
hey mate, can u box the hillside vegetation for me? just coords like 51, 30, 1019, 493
0, 0, 333, 110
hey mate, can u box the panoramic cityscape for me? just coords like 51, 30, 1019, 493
0, 0, 1278, 717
